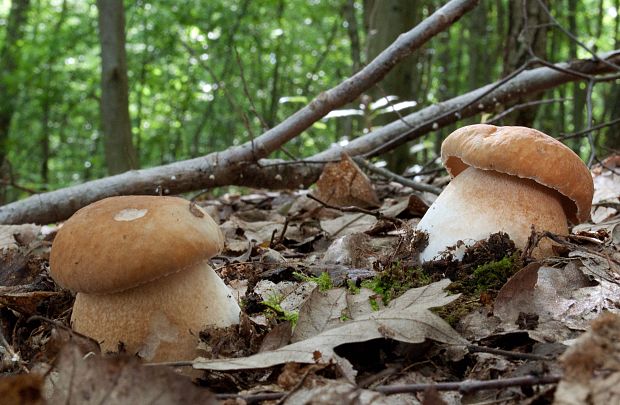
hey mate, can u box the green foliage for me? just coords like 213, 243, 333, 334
346, 279, 360, 294
1, 0, 618, 202
262, 293, 299, 325
293, 271, 333, 291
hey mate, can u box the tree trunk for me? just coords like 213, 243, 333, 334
97, 0, 139, 175
502, 0, 550, 126
567, 0, 586, 133
603, 0, 620, 151
0, 0, 31, 203
364, 0, 423, 173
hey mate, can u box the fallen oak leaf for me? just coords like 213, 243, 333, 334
193, 279, 465, 380
47, 343, 216, 404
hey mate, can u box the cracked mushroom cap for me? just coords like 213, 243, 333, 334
50, 195, 224, 294
441, 124, 594, 224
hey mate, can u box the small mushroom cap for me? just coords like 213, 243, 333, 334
50, 196, 224, 294
441, 124, 594, 224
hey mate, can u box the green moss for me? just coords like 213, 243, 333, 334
262, 294, 299, 325
294, 271, 333, 291
368, 296, 380, 311
467, 253, 520, 294
346, 279, 360, 294
361, 261, 432, 304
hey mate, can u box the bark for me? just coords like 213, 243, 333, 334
1, 50, 618, 225
0, 0, 31, 203
501, 0, 550, 126
342, 0, 362, 73
365, 0, 423, 172
40, 0, 69, 188
97, 0, 139, 174
568, 0, 586, 132
467, 2, 492, 90
266, 0, 286, 127
0, 0, 476, 223
314, 51, 620, 160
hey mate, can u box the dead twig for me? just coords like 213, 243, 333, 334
352, 156, 442, 195
307, 194, 402, 225
486, 97, 569, 124
559, 117, 620, 140
214, 374, 562, 401
374, 374, 562, 395
466, 344, 555, 361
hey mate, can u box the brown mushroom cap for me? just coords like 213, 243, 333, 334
441, 124, 594, 224
50, 196, 224, 294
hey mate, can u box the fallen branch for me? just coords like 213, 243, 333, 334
3, 51, 620, 224
352, 156, 443, 194
214, 374, 562, 401
0, 0, 478, 225
314, 50, 620, 160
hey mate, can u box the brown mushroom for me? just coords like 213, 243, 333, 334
416, 124, 594, 262
50, 196, 240, 362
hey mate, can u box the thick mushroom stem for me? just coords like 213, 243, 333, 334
417, 167, 568, 262
70, 263, 240, 362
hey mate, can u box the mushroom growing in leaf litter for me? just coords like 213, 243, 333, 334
50, 196, 240, 362
416, 124, 594, 262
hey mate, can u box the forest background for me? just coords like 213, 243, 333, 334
0, 0, 618, 206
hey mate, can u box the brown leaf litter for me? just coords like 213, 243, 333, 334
1, 155, 620, 403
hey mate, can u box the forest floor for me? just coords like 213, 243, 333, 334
0, 155, 619, 404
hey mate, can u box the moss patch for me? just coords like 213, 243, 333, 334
361, 261, 432, 304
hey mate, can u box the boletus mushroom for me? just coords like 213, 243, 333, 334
417, 124, 594, 262
50, 196, 240, 362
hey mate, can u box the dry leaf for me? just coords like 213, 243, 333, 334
47, 344, 216, 404
590, 154, 620, 223
494, 261, 620, 342
321, 233, 375, 268
292, 288, 348, 342
259, 321, 293, 352
0, 224, 41, 251
320, 213, 377, 237
0, 288, 59, 315
554, 312, 620, 405
0, 373, 44, 405
315, 153, 380, 208
194, 280, 465, 380
292, 287, 379, 343
283, 378, 393, 405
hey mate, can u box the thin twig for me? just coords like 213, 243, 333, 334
486, 97, 569, 124
534, 0, 620, 71
467, 344, 555, 361
374, 374, 562, 395
307, 194, 402, 225
234, 45, 270, 131
214, 374, 562, 401
352, 156, 442, 195
559, 117, 620, 140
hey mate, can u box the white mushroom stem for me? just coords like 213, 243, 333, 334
71, 263, 240, 362
417, 167, 568, 262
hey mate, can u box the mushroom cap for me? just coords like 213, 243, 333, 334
50, 196, 224, 294
441, 124, 594, 224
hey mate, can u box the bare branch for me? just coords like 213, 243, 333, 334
0, 0, 478, 224
352, 156, 442, 195
314, 50, 620, 161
